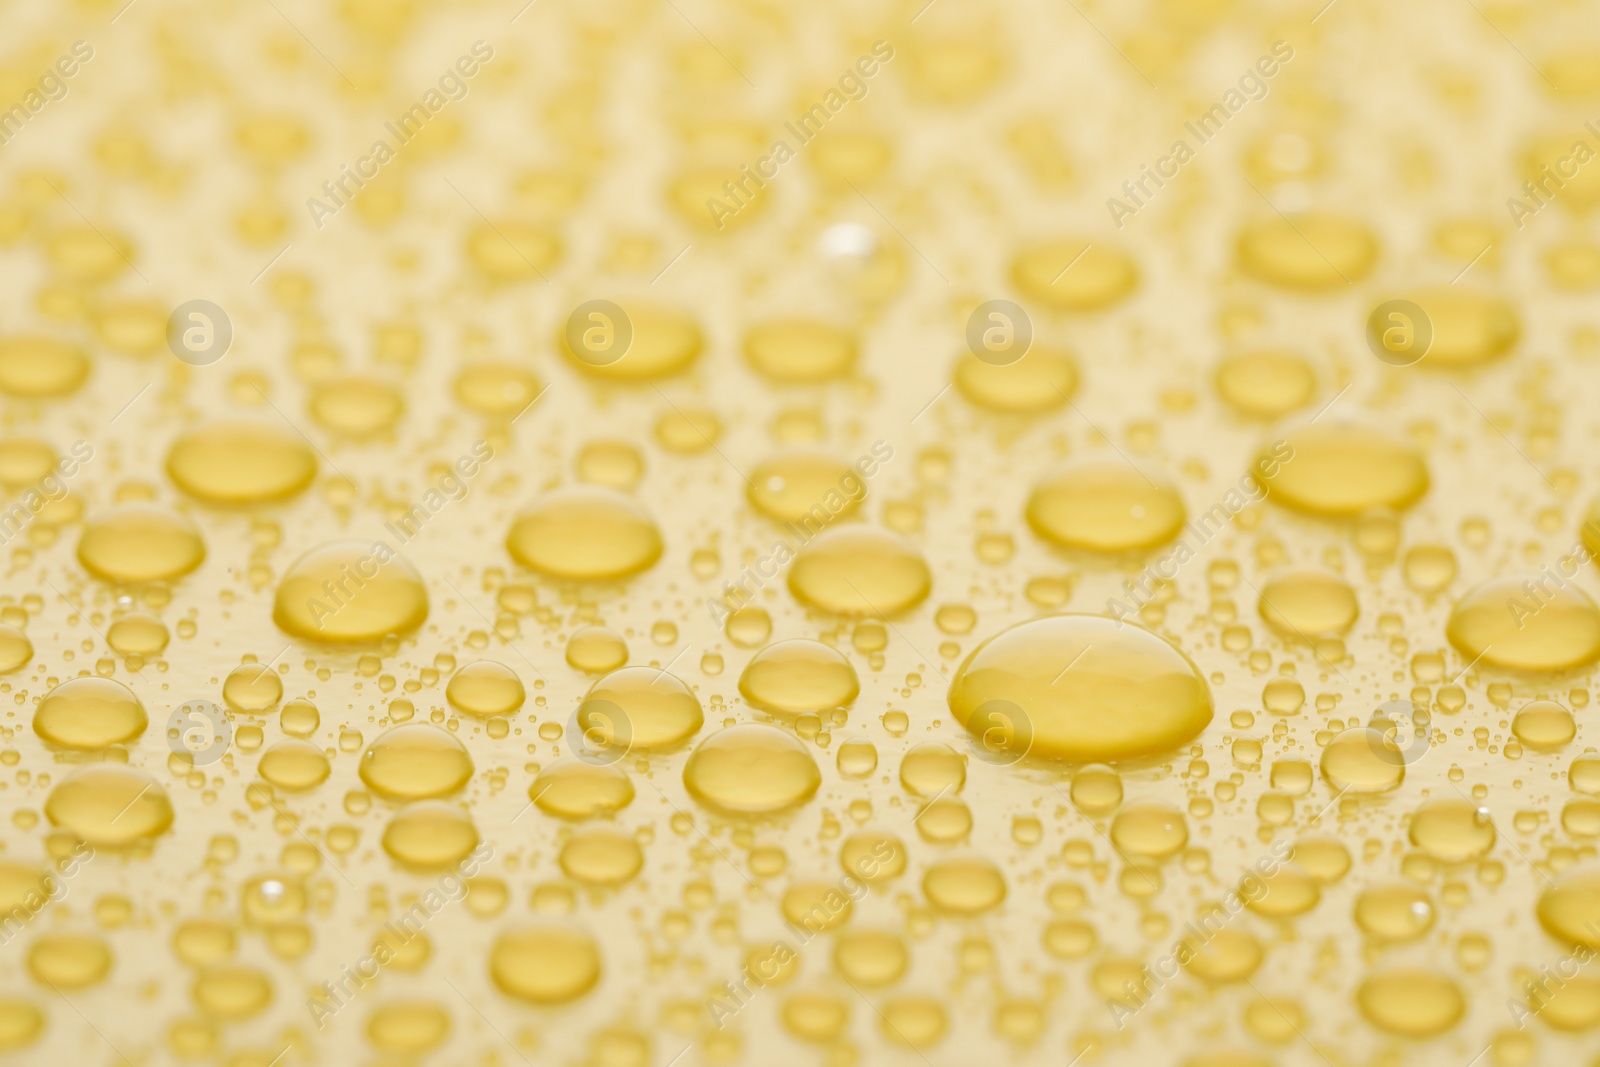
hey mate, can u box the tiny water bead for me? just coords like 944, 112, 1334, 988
746, 452, 866, 523
274, 540, 429, 642
506, 486, 663, 581
77, 503, 206, 583
446, 660, 526, 717
1025, 460, 1186, 552
948, 615, 1212, 761
33, 677, 147, 749
786, 525, 932, 616
165, 420, 317, 504
45, 764, 174, 844
489, 924, 601, 1004
1254, 421, 1429, 516
682, 724, 822, 814
739, 639, 860, 714
1446, 576, 1600, 671
579, 666, 704, 749
359, 724, 474, 800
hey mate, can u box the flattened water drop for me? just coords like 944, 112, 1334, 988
77, 503, 205, 583
1398, 286, 1519, 367
953, 346, 1079, 414
166, 420, 317, 504
1408, 797, 1495, 862
561, 304, 700, 381
1258, 570, 1358, 637
257, 740, 330, 790
381, 801, 479, 868
747, 452, 865, 524
0, 625, 30, 674
1011, 240, 1137, 311
1355, 969, 1463, 1037
1215, 350, 1315, 418
45, 764, 173, 844
1026, 461, 1186, 552
0, 337, 89, 398
922, 855, 1006, 914
27, 934, 111, 989
446, 660, 525, 717
33, 677, 146, 749
489, 924, 601, 1004
559, 827, 643, 885
739, 639, 860, 714
531, 761, 635, 820
1446, 576, 1600, 671
1320, 728, 1405, 793
1236, 213, 1377, 289
359, 724, 473, 800
309, 376, 403, 437
566, 626, 628, 673
1254, 422, 1428, 517
948, 615, 1212, 761
787, 526, 931, 616
743, 319, 855, 383
682, 724, 821, 814
580, 666, 704, 749
506, 486, 663, 581
274, 540, 429, 642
